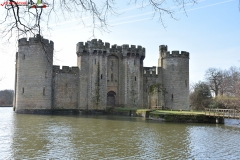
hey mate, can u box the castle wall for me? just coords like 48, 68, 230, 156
76, 39, 109, 110
143, 67, 163, 109
120, 45, 145, 108
15, 35, 53, 113
162, 51, 189, 110
77, 53, 89, 110
52, 66, 78, 109
107, 55, 119, 106
89, 53, 108, 110
125, 56, 138, 108
15, 35, 190, 114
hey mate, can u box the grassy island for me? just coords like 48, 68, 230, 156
112, 107, 222, 123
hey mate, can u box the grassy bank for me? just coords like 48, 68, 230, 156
110, 108, 222, 123
150, 110, 205, 115
149, 110, 214, 123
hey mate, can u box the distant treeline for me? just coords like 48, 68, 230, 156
0, 90, 14, 106
190, 66, 240, 110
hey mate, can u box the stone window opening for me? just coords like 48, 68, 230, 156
43, 87, 46, 95
22, 87, 24, 94
101, 74, 102, 79
171, 94, 173, 101
94, 59, 96, 64
111, 74, 113, 81
135, 76, 136, 81
23, 54, 25, 60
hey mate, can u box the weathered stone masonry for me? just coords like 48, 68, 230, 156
13, 35, 190, 114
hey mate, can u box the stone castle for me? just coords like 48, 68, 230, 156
13, 35, 189, 114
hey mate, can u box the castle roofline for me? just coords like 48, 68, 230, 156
76, 39, 145, 59
162, 51, 189, 58
18, 34, 54, 46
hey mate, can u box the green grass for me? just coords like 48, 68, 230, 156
150, 110, 205, 115
113, 107, 205, 116
113, 107, 152, 112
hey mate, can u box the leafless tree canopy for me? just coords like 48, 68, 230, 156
205, 67, 240, 97
205, 68, 223, 97
0, 0, 199, 39
191, 67, 240, 110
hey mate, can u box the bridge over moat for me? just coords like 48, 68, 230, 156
205, 108, 240, 119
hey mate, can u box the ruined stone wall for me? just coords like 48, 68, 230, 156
162, 50, 189, 110
52, 66, 78, 109
15, 35, 53, 113
143, 67, 163, 109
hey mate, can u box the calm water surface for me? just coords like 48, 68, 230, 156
1, 107, 240, 159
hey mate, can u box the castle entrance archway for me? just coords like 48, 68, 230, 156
107, 91, 116, 106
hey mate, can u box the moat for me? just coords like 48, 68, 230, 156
1, 107, 240, 159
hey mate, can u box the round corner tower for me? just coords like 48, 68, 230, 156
14, 34, 54, 114
161, 48, 189, 110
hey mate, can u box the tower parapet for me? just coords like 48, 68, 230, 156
162, 51, 189, 59
76, 39, 145, 60
159, 45, 168, 53
76, 39, 110, 56
18, 34, 54, 48
121, 44, 145, 59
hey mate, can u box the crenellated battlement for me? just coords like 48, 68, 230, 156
53, 65, 78, 74
76, 39, 145, 58
159, 45, 168, 52
18, 34, 54, 47
162, 51, 189, 58
120, 44, 145, 58
143, 66, 158, 77
76, 39, 110, 56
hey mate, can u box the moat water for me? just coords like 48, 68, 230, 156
1, 107, 240, 159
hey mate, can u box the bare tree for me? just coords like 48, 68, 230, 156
203, 67, 240, 109
223, 67, 240, 97
205, 68, 223, 97
0, 0, 199, 39
219, 69, 230, 96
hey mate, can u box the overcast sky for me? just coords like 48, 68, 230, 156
0, 0, 239, 90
